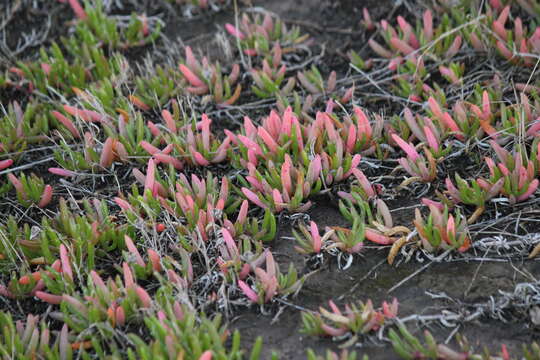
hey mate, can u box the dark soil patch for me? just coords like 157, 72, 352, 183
234, 203, 539, 358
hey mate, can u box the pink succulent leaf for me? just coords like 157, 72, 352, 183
123, 262, 134, 288
261, 13, 274, 32
282, 107, 295, 136
306, 155, 322, 184
496, 40, 514, 61
243, 116, 258, 138
428, 204, 443, 226
247, 149, 258, 167
349, 242, 364, 253
124, 235, 146, 267
390, 37, 415, 55
382, 298, 399, 318
116, 307, 126, 327
337, 191, 355, 202
365, 229, 392, 245
154, 153, 183, 170
218, 175, 228, 203
490, 0, 502, 10
397, 16, 411, 32
99, 137, 114, 168
409, 94, 422, 103
446, 215, 456, 238
241, 188, 268, 209
237, 200, 249, 224
344, 154, 362, 179
198, 351, 213, 360
229, 63, 240, 84
48, 167, 76, 177
265, 251, 277, 279
40, 63, 52, 76
200, 114, 212, 152
484, 157, 498, 178
501, 344, 510, 360
403, 108, 424, 142
68, 0, 87, 20
417, 160, 432, 181
493, 20, 508, 41
354, 106, 372, 139
140, 141, 161, 155
221, 228, 239, 258
498, 163, 510, 176
516, 179, 539, 202
280, 156, 293, 195
362, 8, 375, 30
346, 124, 357, 153
498, 5, 510, 25
191, 148, 211, 166
212, 137, 231, 163
422, 198, 444, 210
310, 221, 322, 253
144, 159, 156, 196
238, 135, 263, 156
368, 39, 393, 58
38, 185, 53, 208
263, 277, 278, 303
424, 126, 440, 153
179, 64, 206, 88
327, 300, 342, 315
397, 158, 415, 177
272, 189, 284, 212
148, 250, 162, 272
321, 324, 348, 337
441, 113, 462, 139
186, 86, 209, 95
135, 286, 152, 308
52, 111, 81, 138
114, 197, 134, 211
388, 56, 403, 71
63, 105, 92, 122
489, 140, 509, 164
0, 159, 13, 171
445, 35, 462, 58
516, 165, 526, 190
246, 176, 263, 192
35, 291, 62, 305
352, 168, 375, 198
439, 66, 459, 84
341, 85, 354, 103
391, 134, 419, 162
428, 97, 444, 120
59, 244, 73, 281
476, 178, 491, 191
162, 110, 177, 134
225, 23, 245, 40
90, 270, 108, 294
258, 127, 279, 153
297, 72, 320, 94
482, 91, 491, 118
238, 280, 259, 303
244, 48, 257, 56
185, 46, 201, 72
423, 10, 433, 42
470, 33, 485, 51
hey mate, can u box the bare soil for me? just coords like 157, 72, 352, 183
234, 198, 539, 358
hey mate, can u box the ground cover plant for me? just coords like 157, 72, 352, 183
2, 0, 540, 358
